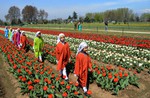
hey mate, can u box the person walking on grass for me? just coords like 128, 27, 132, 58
19, 31, 29, 51
78, 22, 82, 31
33, 31, 44, 62
4, 26, 9, 39
104, 20, 108, 32
55, 33, 71, 81
74, 42, 93, 95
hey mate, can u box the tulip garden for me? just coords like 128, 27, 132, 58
0, 26, 150, 98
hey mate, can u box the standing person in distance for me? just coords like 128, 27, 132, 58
78, 22, 82, 31
55, 33, 71, 81
74, 42, 93, 95
33, 31, 44, 62
104, 20, 108, 32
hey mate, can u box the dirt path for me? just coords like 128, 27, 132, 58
0, 54, 28, 98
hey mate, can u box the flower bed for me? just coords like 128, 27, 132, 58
19, 30, 150, 73
0, 28, 141, 96
0, 35, 85, 98
11, 27, 150, 49
92, 64, 139, 95
13, 31, 140, 95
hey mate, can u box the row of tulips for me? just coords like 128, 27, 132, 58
10, 27, 150, 49
92, 64, 139, 95
21, 33, 140, 95
21, 30, 149, 73
1, 27, 149, 64
0, 28, 141, 95
0, 35, 89, 98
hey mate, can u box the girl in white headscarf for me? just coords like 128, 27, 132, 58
56, 33, 71, 81
74, 42, 93, 95
10, 29, 14, 42
33, 31, 44, 62
19, 31, 29, 51
56, 33, 65, 44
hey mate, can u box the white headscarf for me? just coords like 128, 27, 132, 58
57, 33, 65, 44
35, 31, 41, 37
21, 31, 25, 35
12, 29, 14, 33
76, 42, 88, 55
14, 30, 17, 33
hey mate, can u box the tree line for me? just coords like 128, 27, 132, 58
47, 8, 150, 24
4, 5, 48, 25
83, 8, 150, 23
0, 6, 150, 26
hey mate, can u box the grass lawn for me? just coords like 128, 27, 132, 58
23, 22, 150, 32
10, 22, 150, 39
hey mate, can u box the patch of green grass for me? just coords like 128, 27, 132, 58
11, 22, 150, 39
23, 22, 150, 32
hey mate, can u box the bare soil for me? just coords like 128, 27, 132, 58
0, 54, 28, 98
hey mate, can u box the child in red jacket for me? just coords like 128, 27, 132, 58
74, 42, 93, 95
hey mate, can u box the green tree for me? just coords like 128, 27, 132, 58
79, 16, 84, 23
38, 9, 48, 23
5, 6, 20, 22
72, 11, 78, 20
140, 13, 150, 22
22, 5, 38, 23
11, 19, 17, 25
0, 19, 4, 25
84, 16, 90, 23
68, 15, 72, 19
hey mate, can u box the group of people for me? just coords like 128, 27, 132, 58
74, 22, 82, 31
4, 26, 29, 50
4, 26, 44, 62
4, 27, 92, 95
55, 33, 92, 95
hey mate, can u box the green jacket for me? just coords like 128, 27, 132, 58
33, 37, 44, 52
8, 30, 12, 40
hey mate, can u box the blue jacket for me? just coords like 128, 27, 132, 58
4, 29, 9, 38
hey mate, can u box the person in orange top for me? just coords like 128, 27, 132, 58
55, 33, 71, 81
19, 31, 29, 50
12, 30, 17, 46
74, 42, 93, 95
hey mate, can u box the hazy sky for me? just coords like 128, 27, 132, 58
0, 0, 150, 20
